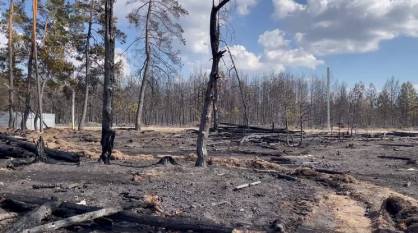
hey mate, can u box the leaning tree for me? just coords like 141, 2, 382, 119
195, 0, 230, 167
128, 0, 187, 131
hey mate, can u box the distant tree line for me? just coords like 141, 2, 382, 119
4, 70, 414, 130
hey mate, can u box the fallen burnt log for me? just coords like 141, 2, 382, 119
240, 133, 281, 144
314, 168, 350, 175
380, 143, 415, 148
387, 131, 418, 137
0, 134, 80, 163
1, 194, 236, 233
6, 157, 37, 169
218, 122, 296, 134
378, 155, 417, 165
0, 144, 35, 159
4, 201, 61, 233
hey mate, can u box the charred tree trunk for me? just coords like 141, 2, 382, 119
78, 0, 94, 131
100, 0, 115, 164
196, 0, 230, 167
135, 0, 152, 131
8, 0, 14, 129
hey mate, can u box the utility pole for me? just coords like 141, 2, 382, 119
327, 67, 331, 133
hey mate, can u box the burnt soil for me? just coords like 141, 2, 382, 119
0, 127, 418, 233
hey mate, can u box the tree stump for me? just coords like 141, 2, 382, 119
156, 156, 178, 166
35, 136, 47, 162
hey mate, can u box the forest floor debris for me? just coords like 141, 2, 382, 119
0, 127, 417, 232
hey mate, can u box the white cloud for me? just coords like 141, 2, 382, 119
228, 45, 263, 71
236, 0, 259, 15
258, 29, 289, 49
0, 32, 7, 49
115, 48, 131, 77
258, 29, 323, 70
271, 0, 418, 55
226, 29, 323, 73
114, 0, 134, 24
272, 0, 305, 18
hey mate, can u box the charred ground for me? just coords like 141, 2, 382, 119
0, 126, 417, 233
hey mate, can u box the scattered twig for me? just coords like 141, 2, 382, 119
378, 155, 416, 164
32, 184, 59, 190
315, 168, 350, 175
233, 181, 261, 191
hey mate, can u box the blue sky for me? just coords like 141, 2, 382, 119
218, 0, 418, 89
3, 0, 418, 89
118, 0, 418, 89
227, 1, 418, 89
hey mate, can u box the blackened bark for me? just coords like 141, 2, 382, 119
195, 0, 230, 167
100, 0, 115, 164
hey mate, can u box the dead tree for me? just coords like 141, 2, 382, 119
100, 0, 116, 164
129, 0, 187, 131
134, 0, 152, 131
196, 0, 230, 167
225, 44, 249, 127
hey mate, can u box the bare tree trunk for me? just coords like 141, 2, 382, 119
22, 47, 33, 130
99, 0, 115, 164
71, 88, 75, 130
212, 78, 218, 131
32, 0, 42, 132
196, 0, 230, 167
34, 80, 46, 131
226, 44, 248, 127
135, 0, 152, 131
78, 0, 94, 131
8, 0, 14, 129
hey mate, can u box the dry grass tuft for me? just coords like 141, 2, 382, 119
143, 194, 163, 213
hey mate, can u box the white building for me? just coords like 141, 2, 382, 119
0, 111, 55, 130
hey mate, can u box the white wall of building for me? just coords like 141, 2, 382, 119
0, 111, 55, 130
